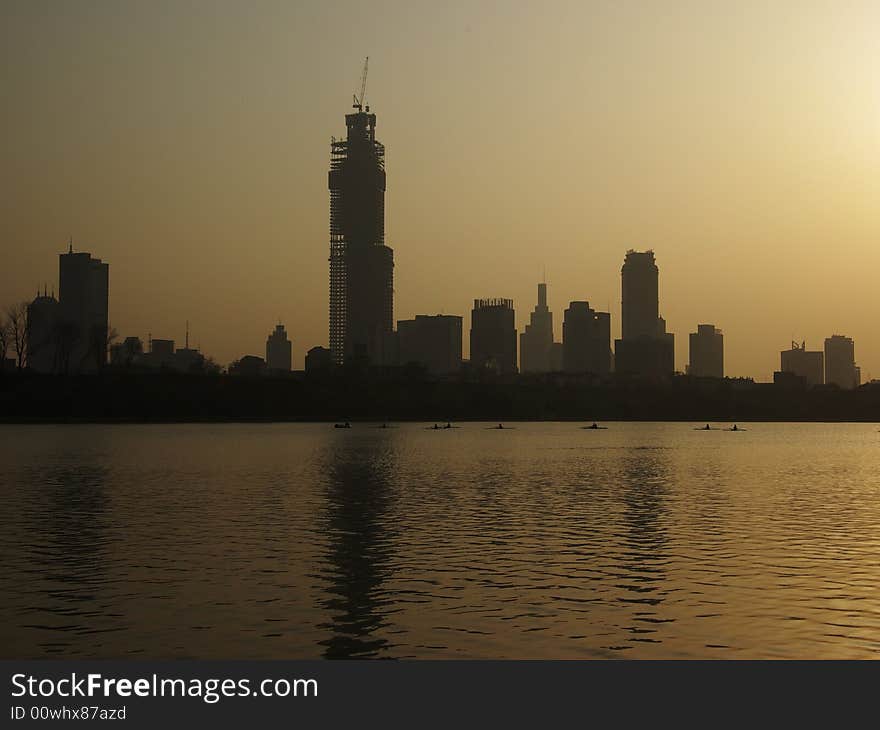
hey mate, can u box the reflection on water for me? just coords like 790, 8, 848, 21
1, 422, 879, 659
317, 433, 397, 657
617, 452, 670, 647
10, 431, 122, 654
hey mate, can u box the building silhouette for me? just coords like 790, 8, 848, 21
470, 298, 516, 374
125, 329, 206, 373
562, 301, 611, 374
824, 335, 858, 389
173, 346, 204, 373
110, 336, 143, 367
305, 346, 333, 372
614, 250, 674, 377
27, 289, 59, 373
230, 355, 266, 377
143, 338, 175, 369
549, 342, 564, 372
397, 315, 462, 374
328, 93, 393, 366
688, 324, 723, 378
266, 324, 292, 372
56, 244, 109, 373
780, 341, 823, 386
520, 283, 554, 373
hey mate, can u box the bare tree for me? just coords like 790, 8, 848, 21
0, 311, 9, 364
99, 326, 119, 372
53, 321, 78, 375
6, 302, 30, 370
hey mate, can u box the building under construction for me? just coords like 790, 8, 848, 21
328, 61, 394, 365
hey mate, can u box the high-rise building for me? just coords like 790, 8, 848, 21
397, 315, 462, 375
614, 250, 674, 376
145, 338, 175, 369
58, 244, 109, 373
470, 299, 516, 374
266, 324, 292, 372
549, 342, 564, 372
520, 283, 554, 373
305, 346, 333, 372
328, 93, 393, 366
688, 324, 724, 378
230, 355, 266, 377
621, 250, 658, 340
562, 301, 611, 374
110, 336, 143, 367
27, 290, 59, 373
824, 335, 857, 389
780, 341, 823, 386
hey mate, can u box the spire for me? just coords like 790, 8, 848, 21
68, 235, 73, 254
185, 321, 189, 350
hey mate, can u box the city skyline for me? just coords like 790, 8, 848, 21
5, 2, 880, 380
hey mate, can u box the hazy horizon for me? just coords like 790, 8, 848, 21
4, 0, 880, 379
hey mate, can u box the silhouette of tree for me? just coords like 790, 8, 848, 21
55, 320, 80, 375
6, 302, 30, 370
92, 326, 118, 372
202, 356, 222, 375
0, 311, 9, 364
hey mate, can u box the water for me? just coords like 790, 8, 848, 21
1, 422, 879, 659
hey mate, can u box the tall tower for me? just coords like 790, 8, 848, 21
615, 249, 674, 377
621, 250, 659, 340
328, 72, 393, 366
562, 301, 611, 374
688, 324, 724, 378
266, 323, 293, 372
520, 282, 554, 373
824, 335, 857, 389
58, 244, 109, 373
470, 299, 517, 374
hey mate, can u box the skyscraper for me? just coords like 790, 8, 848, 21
266, 324, 292, 372
305, 346, 332, 372
688, 324, 724, 378
328, 92, 393, 366
519, 283, 554, 373
621, 250, 659, 340
397, 315, 463, 375
562, 301, 611, 374
780, 341, 824, 387
58, 244, 109, 373
614, 250, 674, 377
824, 335, 857, 389
470, 299, 517, 374
27, 289, 59, 373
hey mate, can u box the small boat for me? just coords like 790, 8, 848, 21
582, 422, 607, 430
694, 424, 716, 431
725, 425, 746, 432
334, 422, 351, 429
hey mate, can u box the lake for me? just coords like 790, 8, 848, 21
1, 422, 878, 658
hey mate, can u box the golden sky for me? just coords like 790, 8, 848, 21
3, 0, 880, 379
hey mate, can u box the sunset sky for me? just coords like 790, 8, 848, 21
3, 0, 880, 379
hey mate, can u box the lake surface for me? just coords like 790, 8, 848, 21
1, 422, 879, 659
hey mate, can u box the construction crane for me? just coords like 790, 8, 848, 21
352, 56, 369, 112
